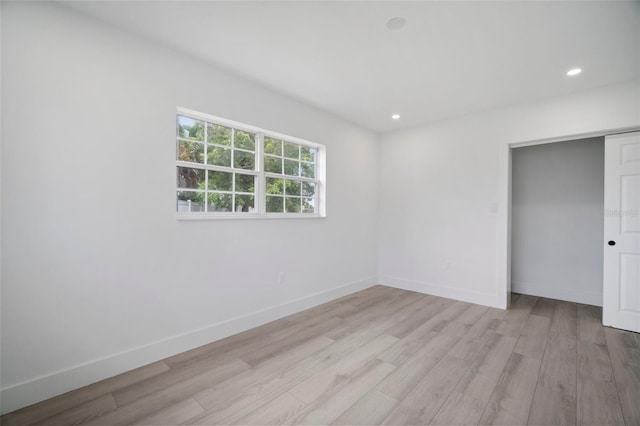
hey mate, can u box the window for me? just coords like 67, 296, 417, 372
176, 108, 325, 218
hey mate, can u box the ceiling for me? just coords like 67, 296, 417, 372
63, 1, 640, 133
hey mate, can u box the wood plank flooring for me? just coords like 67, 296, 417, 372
2, 285, 639, 426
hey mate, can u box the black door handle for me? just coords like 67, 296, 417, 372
608, 241, 616, 246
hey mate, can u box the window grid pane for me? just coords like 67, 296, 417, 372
207, 192, 232, 212
207, 170, 232, 192
177, 190, 205, 212
177, 116, 205, 141
234, 129, 256, 151
264, 137, 282, 156
266, 195, 284, 213
177, 140, 204, 164
207, 123, 231, 146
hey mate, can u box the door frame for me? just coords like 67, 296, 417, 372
497, 126, 640, 309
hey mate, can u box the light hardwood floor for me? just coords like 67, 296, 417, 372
2, 286, 639, 425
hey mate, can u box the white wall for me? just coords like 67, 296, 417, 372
379, 80, 640, 308
511, 138, 604, 306
0, 2, 378, 413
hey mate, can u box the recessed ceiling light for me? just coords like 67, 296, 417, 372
387, 17, 406, 30
567, 68, 582, 76
392, 114, 400, 120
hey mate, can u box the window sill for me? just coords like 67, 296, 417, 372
176, 213, 326, 221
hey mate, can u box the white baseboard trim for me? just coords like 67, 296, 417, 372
0, 276, 377, 415
512, 281, 602, 306
379, 275, 503, 309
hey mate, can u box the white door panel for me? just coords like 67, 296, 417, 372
603, 132, 640, 333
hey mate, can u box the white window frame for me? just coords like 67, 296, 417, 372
176, 107, 326, 220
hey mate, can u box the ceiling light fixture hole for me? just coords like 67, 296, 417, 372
387, 17, 406, 30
